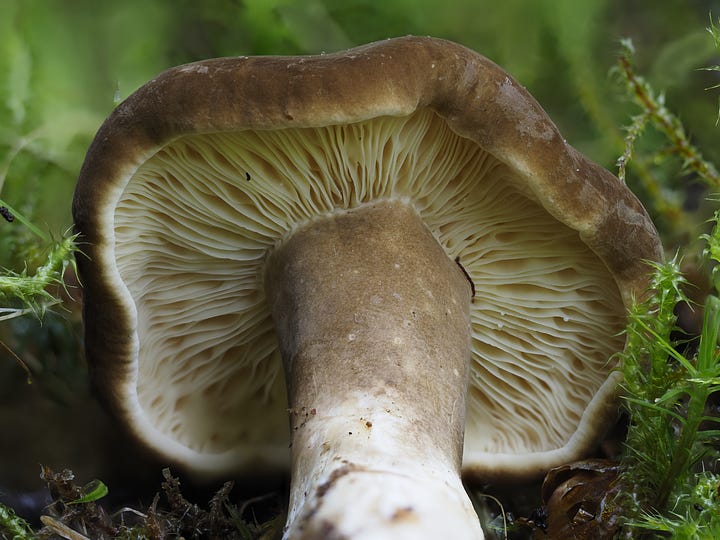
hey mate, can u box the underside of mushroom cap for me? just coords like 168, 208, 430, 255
73, 36, 663, 479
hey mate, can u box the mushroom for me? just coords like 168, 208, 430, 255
73, 36, 662, 539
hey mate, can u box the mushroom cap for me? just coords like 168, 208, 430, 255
73, 36, 663, 479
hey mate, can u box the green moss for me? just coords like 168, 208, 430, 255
0, 502, 35, 540
613, 28, 720, 536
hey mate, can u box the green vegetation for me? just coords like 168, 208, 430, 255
615, 39, 719, 237
0, 212, 77, 323
2, 2, 720, 539
0, 502, 34, 540
605, 18, 720, 538
618, 258, 720, 538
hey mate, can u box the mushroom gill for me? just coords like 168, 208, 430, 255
111, 108, 625, 463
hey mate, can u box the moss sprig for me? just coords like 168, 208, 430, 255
615, 38, 720, 244
703, 207, 720, 291
616, 199, 720, 539
0, 501, 36, 540
614, 27, 720, 537
0, 198, 79, 322
703, 15, 720, 124
617, 38, 720, 188
618, 259, 720, 537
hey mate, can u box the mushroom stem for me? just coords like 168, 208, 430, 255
265, 201, 483, 539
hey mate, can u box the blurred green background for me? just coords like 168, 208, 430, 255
1, 0, 719, 526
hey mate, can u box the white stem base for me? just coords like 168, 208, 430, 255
284, 465, 482, 540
